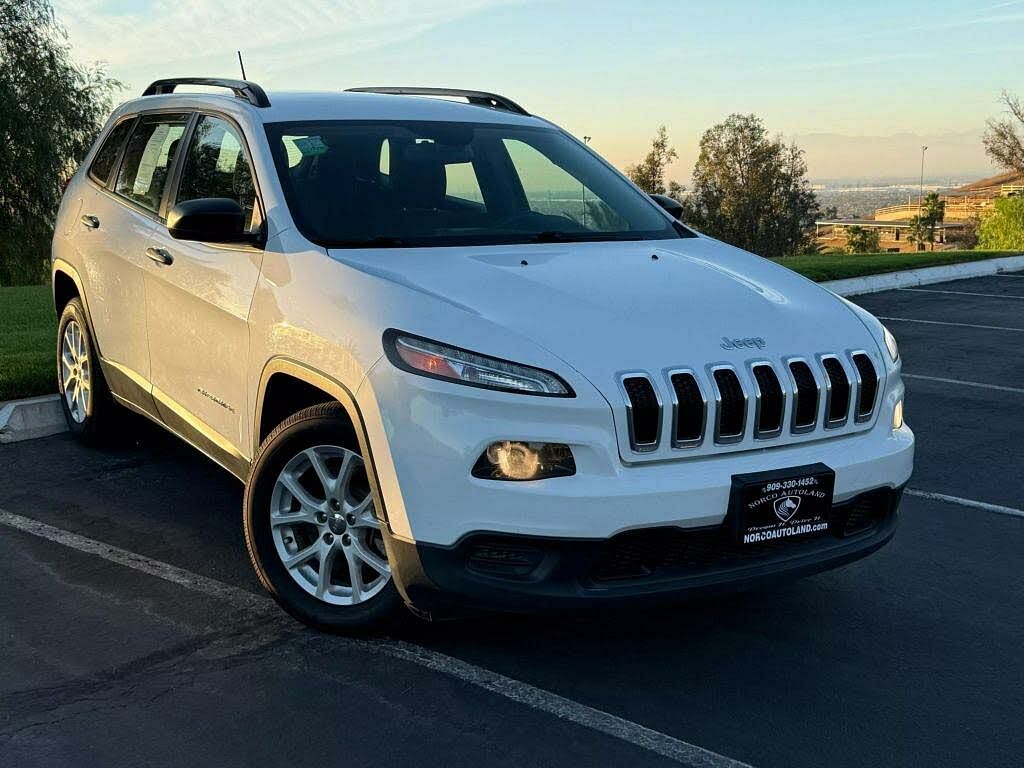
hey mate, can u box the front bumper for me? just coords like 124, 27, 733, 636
386, 486, 903, 616
357, 359, 914, 546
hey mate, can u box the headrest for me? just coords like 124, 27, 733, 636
393, 147, 447, 210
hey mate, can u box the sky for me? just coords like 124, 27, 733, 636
53, 0, 1024, 184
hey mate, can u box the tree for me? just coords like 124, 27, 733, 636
846, 225, 880, 254
626, 126, 678, 195
946, 216, 980, 250
823, 205, 839, 220
907, 192, 946, 251
0, 0, 121, 285
978, 197, 1024, 250
983, 91, 1024, 177
679, 114, 819, 259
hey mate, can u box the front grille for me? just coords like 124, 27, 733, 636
852, 353, 878, 421
821, 356, 851, 426
670, 372, 705, 446
589, 489, 897, 584
622, 375, 661, 450
712, 368, 746, 442
752, 364, 784, 436
619, 351, 881, 452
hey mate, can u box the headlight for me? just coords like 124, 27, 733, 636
383, 330, 573, 396
883, 325, 899, 363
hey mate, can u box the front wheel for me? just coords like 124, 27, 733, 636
243, 403, 405, 633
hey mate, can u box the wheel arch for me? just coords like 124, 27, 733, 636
51, 259, 88, 318
254, 358, 391, 528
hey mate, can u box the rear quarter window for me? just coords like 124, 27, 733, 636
88, 119, 135, 186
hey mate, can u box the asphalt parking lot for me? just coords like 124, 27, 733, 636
1, 272, 1022, 768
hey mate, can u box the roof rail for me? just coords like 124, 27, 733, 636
142, 78, 270, 108
345, 87, 528, 116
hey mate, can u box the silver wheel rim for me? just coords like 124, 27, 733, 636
270, 445, 391, 606
60, 320, 92, 424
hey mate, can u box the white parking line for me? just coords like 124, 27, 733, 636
898, 288, 1024, 300
0, 507, 753, 768
877, 317, 1024, 333
901, 374, 1024, 394
906, 490, 1024, 519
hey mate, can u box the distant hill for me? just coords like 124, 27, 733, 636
948, 170, 1024, 195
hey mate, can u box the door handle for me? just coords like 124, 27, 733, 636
80, 214, 100, 229
145, 247, 174, 266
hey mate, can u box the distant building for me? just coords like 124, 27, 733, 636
814, 219, 968, 253
816, 170, 1022, 252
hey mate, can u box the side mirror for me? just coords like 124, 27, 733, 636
650, 194, 684, 220
167, 198, 249, 243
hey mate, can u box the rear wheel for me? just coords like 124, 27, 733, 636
57, 298, 118, 443
244, 403, 405, 632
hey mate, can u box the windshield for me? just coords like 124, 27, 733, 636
264, 120, 691, 248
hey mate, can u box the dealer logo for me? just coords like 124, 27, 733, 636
773, 495, 801, 522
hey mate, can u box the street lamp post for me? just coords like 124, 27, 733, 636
917, 145, 928, 251
582, 136, 592, 228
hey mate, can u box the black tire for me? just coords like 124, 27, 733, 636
56, 298, 118, 444
244, 402, 406, 633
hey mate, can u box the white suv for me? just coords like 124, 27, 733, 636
52, 78, 914, 631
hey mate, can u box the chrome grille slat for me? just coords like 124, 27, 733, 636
820, 355, 851, 428
669, 370, 706, 448
851, 352, 879, 422
751, 363, 785, 438
621, 375, 662, 452
711, 367, 747, 444
788, 359, 819, 433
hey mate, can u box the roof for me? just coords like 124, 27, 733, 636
121, 87, 547, 128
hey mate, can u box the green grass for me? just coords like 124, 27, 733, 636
0, 285, 56, 402
773, 250, 1019, 282
0, 249, 1021, 402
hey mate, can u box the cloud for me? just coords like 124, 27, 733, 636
54, 0, 528, 86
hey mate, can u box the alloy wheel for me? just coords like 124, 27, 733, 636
60, 320, 92, 424
270, 445, 391, 605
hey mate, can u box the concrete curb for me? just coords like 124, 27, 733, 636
0, 394, 66, 444
821, 254, 1024, 297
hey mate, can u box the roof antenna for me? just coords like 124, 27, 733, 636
237, 50, 247, 80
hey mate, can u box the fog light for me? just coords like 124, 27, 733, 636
892, 399, 904, 430
472, 441, 575, 481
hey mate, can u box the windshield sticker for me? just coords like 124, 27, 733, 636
293, 135, 329, 157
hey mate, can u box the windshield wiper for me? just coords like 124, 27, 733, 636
528, 230, 587, 243
320, 236, 405, 249
528, 231, 648, 244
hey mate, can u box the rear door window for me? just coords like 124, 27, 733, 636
114, 113, 190, 215
88, 118, 135, 186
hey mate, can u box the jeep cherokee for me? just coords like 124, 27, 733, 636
51, 78, 914, 631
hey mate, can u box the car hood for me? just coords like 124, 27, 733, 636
329, 237, 880, 397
